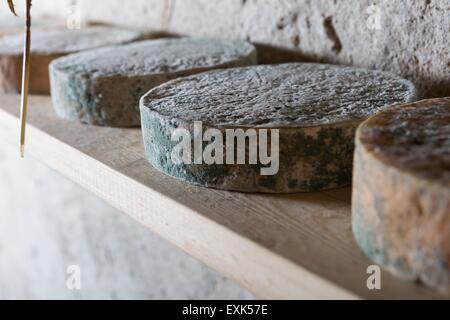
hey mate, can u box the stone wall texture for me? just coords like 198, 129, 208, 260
25, 0, 450, 99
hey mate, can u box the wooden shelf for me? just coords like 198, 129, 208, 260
0, 94, 446, 299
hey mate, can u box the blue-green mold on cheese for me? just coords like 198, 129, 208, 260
140, 63, 417, 193
50, 38, 257, 127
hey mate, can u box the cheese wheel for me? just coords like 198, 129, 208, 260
0, 26, 144, 94
50, 38, 257, 127
140, 63, 417, 193
352, 98, 450, 293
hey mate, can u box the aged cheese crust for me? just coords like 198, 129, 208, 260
352, 98, 450, 293
0, 27, 143, 94
140, 63, 417, 193
50, 38, 257, 127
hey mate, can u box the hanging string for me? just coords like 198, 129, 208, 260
19, 0, 32, 158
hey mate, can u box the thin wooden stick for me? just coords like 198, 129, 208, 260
7, 0, 17, 15
19, 0, 32, 158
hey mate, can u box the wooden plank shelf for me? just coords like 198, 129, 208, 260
0, 94, 446, 299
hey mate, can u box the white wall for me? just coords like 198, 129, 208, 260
21, 0, 450, 99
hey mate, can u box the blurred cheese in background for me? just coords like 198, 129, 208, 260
0, 26, 145, 94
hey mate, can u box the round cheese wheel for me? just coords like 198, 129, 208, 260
50, 38, 257, 127
140, 63, 417, 193
352, 97, 450, 293
0, 26, 143, 94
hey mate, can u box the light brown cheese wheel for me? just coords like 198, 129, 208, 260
0, 26, 143, 94
352, 98, 450, 293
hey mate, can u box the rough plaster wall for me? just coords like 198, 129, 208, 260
22, 0, 450, 99
0, 144, 254, 299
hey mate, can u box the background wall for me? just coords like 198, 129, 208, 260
26, 0, 450, 99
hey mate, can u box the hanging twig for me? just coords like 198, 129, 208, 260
19, 0, 32, 157
7, 0, 17, 15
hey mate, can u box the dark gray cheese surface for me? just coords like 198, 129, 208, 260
143, 63, 417, 128
0, 26, 143, 55
50, 38, 257, 127
140, 63, 417, 193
